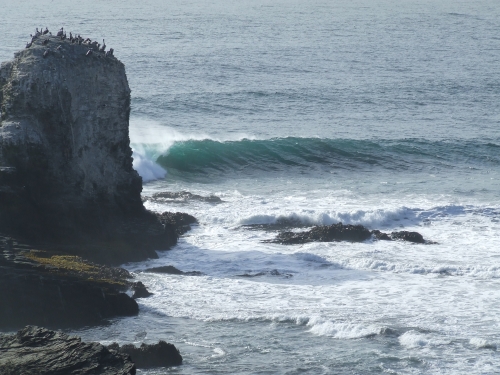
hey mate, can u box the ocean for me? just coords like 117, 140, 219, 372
2, 0, 500, 373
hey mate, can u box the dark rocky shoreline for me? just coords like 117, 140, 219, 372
0, 29, 190, 372
0, 326, 182, 374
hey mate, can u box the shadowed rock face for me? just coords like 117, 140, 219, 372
108, 341, 183, 368
267, 223, 430, 245
0, 35, 173, 263
271, 223, 373, 244
0, 326, 136, 375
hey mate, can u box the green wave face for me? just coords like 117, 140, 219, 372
153, 137, 500, 176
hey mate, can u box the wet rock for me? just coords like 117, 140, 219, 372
390, 230, 425, 243
270, 223, 372, 244
371, 229, 392, 240
0, 326, 136, 375
268, 223, 430, 245
242, 217, 310, 231
131, 281, 153, 299
144, 265, 203, 276
108, 341, 182, 368
157, 212, 198, 236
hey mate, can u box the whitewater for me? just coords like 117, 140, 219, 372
2, 0, 500, 373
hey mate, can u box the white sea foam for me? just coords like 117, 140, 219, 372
132, 148, 167, 182
398, 331, 450, 349
237, 207, 420, 229
469, 337, 497, 350
307, 317, 383, 339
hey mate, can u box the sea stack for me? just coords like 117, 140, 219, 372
0, 35, 175, 264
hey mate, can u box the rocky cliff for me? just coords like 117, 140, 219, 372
0, 34, 174, 263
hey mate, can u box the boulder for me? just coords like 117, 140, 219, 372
108, 341, 183, 368
157, 212, 198, 236
390, 230, 425, 243
131, 281, 153, 299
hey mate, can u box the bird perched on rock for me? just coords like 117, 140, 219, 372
86, 49, 93, 56
57, 27, 64, 37
43, 27, 49, 35
99, 39, 106, 52
25, 41, 32, 49
106, 48, 114, 57
43, 49, 49, 58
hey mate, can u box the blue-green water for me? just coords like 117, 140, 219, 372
2, 0, 500, 373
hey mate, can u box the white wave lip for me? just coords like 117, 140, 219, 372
307, 317, 383, 339
132, 148, 167, 182
238, 207, 418, 229
129, 117, 257, 182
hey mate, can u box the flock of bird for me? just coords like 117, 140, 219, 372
25, 27, 114, 58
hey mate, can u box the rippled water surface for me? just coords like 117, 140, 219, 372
2, 0, 500, 373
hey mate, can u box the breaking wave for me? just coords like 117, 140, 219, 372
148, 137, 499, 177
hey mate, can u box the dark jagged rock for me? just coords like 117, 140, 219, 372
0, 34, 183, 264
372, 229, 427, 243
0, 237, 139, 330
268, 223, 430, 245
157, 212, 198, 236
144, 265, 203, 276
390, 230, 425, 243
242, 217, 311, 231
371, 229, 392, 241
107, 341, 182, 368
0, 326, 136, 374
131, 281, 153, 299
144, 191, 222, 204
269, 223, 372, 245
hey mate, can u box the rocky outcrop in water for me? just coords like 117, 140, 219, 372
0, 33, 178, 264
270, 223, 372, 244
107, 341, 183, 368
0, 326, 136, 375
144, 265, 203, 276
267, 223, 430, 245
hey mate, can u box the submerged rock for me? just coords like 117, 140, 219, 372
0, 326, 136, 375
144, 265, 203, 276
236, 269, 293, 278
108, 341, 183, 368
144, 191, 222, 203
